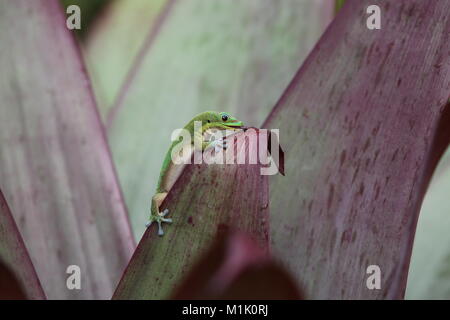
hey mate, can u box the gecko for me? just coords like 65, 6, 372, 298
145, 111, 244, 236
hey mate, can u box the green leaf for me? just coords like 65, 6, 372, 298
113, 130, 271, 299
0, 0, 135, 299
83, 0, 169, 117
406, 148, 450, 299
0, 190, 45, 300
263, 0, 450, 299
107, 0, 334, 240
171, 229, 302, 299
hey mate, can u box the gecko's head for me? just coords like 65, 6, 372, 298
205, 111, 244, 130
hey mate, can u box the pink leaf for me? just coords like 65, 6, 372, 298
0, 0, 135, 299
263, 0, 450, 299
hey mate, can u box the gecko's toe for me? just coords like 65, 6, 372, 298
145, 221, 152, 228
161, 209, 169, 217
162, 218, 172, 223
157, 221, 164, 236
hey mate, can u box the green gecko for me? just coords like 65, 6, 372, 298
146, 111, 244, 236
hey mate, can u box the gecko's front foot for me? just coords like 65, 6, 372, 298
145, 209, 172, 236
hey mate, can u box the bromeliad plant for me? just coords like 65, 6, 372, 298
0, 0, 449, 300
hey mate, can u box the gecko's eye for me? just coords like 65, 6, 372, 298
221, 114, 229, 121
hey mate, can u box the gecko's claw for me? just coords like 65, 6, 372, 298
161, 209, 169, 217
146, 209, 172, 236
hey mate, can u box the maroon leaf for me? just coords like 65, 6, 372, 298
0, 261, 26, 300
171, 229, 302, 300
113, 129, 273, 299
0, 190, 45, 299
263, 0, 450, 299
